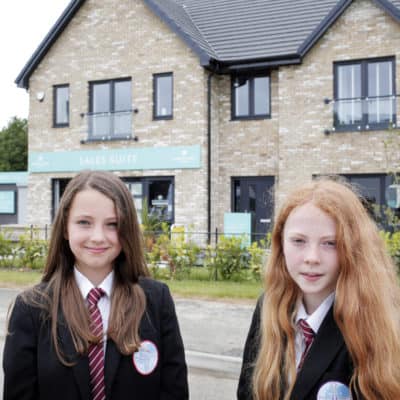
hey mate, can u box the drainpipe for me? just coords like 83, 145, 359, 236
207, 71, 214, 243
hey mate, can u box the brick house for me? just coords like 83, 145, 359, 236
14, 0, 400, 237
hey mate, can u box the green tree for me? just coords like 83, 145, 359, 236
0, 117, 28, 171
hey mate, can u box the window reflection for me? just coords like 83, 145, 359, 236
90, 79, 132, 138
155, 74, 173, 118
334, 59, 395, 129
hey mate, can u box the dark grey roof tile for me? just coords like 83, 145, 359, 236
15, 0, 400, 88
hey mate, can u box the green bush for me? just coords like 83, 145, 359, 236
17, 229, 48, 270
0, 229, 20, 268
247, 238, 269, 281
205, 236, 250, 281
381, 230, 400, 272
146, 229, 201, 280
0, 229, 13, 257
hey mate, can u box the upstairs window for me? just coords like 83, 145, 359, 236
334, 58, 396, 131
231, 74, 270, 119
53, 84, 69, 127
89, 78, 132, 139
153, 73, 173, 119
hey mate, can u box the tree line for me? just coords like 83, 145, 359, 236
0, 117, 28, 171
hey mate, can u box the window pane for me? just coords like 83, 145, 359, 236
337, 64, 361, 99
134, 198, 143, 221
234, 181, 241, 212
149, 180, 173, 222
235, 78, 249, 116
345, 175, 383, 221
249, 184, 256, 212
156, 75, 172, 117
336, 64, 361, 125
55, 86, 69, 125
368, 61, 393, 124
91, 83, 111, 136
92, 83, 110, 112
114, 81, 131, 135
368, 61, 392, 97
114, 80, 131, 111
113, 112, 131, 136
254, 77, 269, 115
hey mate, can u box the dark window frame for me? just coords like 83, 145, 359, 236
89, 77, 132, 114
88, 77, 132, 140
231, 73, 271, 120
51, 178, 71, 221
124, 176, 175, 224
333, 56, 396, 132
53, 84, 70, 128
340, 173, 397, 230
153, 72, 173, 120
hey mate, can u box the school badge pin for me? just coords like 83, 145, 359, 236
133, 340, 159, 375
317, 381, 352, 400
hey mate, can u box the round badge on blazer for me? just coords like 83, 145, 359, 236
317, 381, 352, 400
133, 340, 159, 375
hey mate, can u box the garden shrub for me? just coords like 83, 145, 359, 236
381, 230, 400, 272
247, 238, 269, 281
17, 229, 48, 270
145, 228, 201, 280
0, 229, 13, 257
205, 235, 250, 281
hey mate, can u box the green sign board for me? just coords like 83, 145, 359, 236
29, 145, 201, 173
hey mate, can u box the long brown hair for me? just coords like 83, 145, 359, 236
253, 178, 400, 400
24, 170, 149, 364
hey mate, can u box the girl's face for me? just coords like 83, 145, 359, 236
283, 202, 339, 314
66, 188, 122, 285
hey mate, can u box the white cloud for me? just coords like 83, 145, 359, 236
0, 0, 70, 129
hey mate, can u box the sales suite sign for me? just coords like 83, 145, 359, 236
29, 145, 201, 173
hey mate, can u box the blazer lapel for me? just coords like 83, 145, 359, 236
58, 319, 91, 400
291, 307, 345, 400
104, 339, 122, 398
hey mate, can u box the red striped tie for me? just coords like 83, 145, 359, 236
298, 318, 314, 370
87, 288, 106, 400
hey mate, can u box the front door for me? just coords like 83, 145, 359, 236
232, 176, 274, 241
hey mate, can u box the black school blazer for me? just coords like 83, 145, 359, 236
237, 296, 356, 400
3, 277, 188, 400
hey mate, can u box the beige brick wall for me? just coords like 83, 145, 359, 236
26, 0, 400, 232
27, 0, 209, 230
212, 72, 279, 230
276, 0, 400, 207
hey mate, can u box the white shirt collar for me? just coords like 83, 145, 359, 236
74, 267, 114, 300
295, 292, 335, 334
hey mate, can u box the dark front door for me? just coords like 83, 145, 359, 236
232, 176, 274, 240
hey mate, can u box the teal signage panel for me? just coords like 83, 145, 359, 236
0, 172, 28, 185
0, 191, 16, 214
29, 145, 201, 173
224, 212, 251, 247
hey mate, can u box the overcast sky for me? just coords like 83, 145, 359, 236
0, 0, 70, 129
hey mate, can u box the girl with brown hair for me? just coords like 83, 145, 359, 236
237, 178, 400, 400
3, 170, 188, 400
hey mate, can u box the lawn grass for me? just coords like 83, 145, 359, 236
0, 268, 262, 301
0, 269, 42, 288
161, 278, 262, 301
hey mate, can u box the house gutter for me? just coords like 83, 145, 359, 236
207, 70, 214, 243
